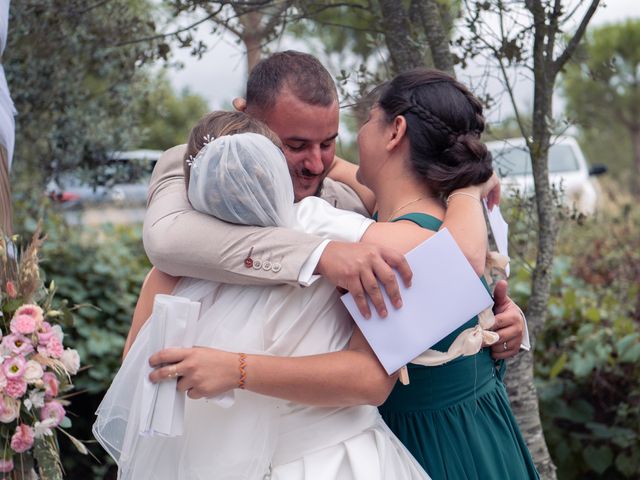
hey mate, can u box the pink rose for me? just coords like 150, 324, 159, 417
46, 337, 63, 359
2, 334, 34, 355
42, 372, 59, 398
10, 424, 34, 453
14, 304, 44, 326
3, 355, 26, 380
5, 378, 27, 399
40, 400, 65, 427
5, 281, 16, 299
61, 349, 80, 375
23, 360, 44, 383
37, 322, 54, 345
0, 396, 20, 423
10, 314, 37, 335
37, 336, 64, 359
0, 458, 13, 473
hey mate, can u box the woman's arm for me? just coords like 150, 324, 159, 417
149, 327, 397, 407
122, 267, 180, 359
440, 173, 500, 275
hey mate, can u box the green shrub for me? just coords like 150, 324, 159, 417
505, 199, 640, 479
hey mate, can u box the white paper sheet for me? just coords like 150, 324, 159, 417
341, 228, 494, 374
139, 294, 200, 437
485, 201, 510, 276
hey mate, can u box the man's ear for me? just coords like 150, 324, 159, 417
385, 115, 408, 152
232, 97, 247, 112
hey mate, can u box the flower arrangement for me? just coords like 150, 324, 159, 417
0, 228, 85, 479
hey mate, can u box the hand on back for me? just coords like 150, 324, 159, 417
316, 241, 412, 319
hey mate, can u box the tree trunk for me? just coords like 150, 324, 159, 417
630, 127, 640, 196
378, 0, 425, 73
504, 2, 558, 478
239, 11, 264, 73
505, 351, 553, 477
243, 33, 263, 73
410, 0, 455, 75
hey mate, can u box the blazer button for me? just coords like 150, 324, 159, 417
253, 259, 262, 269
262, 260, 272, 271
271, 263, 281, 273
244, 258, 253, 268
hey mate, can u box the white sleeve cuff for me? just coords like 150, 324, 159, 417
518, 306, 531, 351
298, 240, 331, 287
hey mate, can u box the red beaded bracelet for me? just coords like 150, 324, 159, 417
238, 353, 248, 389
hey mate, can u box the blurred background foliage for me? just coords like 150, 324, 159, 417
503, 190, 640, 480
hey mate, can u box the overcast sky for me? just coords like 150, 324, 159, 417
167, 1, 640, 121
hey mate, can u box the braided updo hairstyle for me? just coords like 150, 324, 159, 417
376, 69, 493, 198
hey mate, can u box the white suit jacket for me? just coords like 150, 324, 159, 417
143, 144, 367, 286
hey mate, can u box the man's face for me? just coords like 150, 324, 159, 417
259, 89, 339, 201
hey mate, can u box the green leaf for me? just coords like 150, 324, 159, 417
615, 451, 640, 476
620, 343, 640, 363
617, 333, 640, 362
583, 445, 614, 474
570, 354, 596, 378
549, 353, 567, 379
584, 306, 601, 323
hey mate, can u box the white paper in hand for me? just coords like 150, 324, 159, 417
139, 294, 200, 437
341, 228, 494, 374
484, 200, 510, 276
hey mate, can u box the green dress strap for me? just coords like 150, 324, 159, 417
390, 212, 442, 232
373, 212, 443, 232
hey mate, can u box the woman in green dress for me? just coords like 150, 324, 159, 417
358, 69, 539, 479
146, 68, 538, 479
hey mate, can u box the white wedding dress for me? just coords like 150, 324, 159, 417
95, 197, 428, 480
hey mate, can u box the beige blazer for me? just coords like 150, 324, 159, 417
143, 145, 367, 286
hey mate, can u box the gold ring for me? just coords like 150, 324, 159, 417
503, 341, 508, 351
169, 365, 179, 378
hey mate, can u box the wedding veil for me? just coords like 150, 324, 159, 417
187, 132, 295, 229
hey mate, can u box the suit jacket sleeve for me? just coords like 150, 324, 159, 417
143, 145, 326, 286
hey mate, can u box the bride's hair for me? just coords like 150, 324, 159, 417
183, 111, 282, 189
183, 111, 295, 228
375, 69, 493, 198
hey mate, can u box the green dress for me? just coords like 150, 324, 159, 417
377, 213, 539, 480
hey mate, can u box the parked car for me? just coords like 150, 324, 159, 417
48, 149, 162, 209
486, 136, 607, 214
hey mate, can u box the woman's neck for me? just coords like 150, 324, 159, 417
374, 175, 444, 222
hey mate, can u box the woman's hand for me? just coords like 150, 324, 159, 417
148, 347, 238, 399
479, 172, 501, 210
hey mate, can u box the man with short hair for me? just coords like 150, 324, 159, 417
143, 50, 527, 358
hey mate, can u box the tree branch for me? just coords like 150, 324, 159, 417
262, 0, 295, 36
553, 0, 600, 74
75, 0, 114, 15
113, 7, 224, 47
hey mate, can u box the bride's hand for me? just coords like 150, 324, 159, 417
148, 346, 238, 399
480, 172, 501, 210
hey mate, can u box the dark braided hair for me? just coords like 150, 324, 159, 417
375, 69, 493, 198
